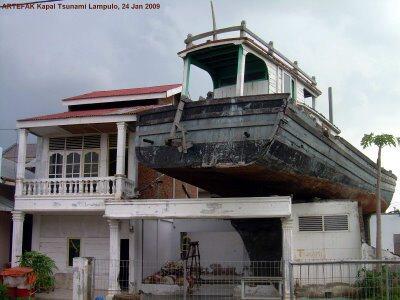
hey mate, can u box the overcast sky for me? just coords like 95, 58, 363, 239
0, 0, 399, 209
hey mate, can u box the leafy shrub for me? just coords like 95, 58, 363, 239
356, 265, 400, 299
19, 251, 57, 292
0, 283, 8, 300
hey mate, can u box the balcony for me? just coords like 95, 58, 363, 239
20, 176, 135, 199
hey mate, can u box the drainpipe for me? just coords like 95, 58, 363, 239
328, 87, 333, 123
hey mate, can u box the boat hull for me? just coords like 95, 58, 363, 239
136, 94, 397, 214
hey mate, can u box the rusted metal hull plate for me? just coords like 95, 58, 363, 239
135, 94, 397, 214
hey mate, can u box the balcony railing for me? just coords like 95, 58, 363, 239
21, 177, 135, 198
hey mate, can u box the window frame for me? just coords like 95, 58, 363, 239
47, 135, 101, 179
48, 151, 65, 178
65, 151, 82, 178
67, 238, 81, 267
82, 150, 100, 178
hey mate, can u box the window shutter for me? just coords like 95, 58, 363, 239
299, 216, 323, 232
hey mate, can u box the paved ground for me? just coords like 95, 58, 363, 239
35, 289, 72, 300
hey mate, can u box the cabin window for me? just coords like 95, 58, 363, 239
299, 215, 349, 232
68, 238, 81, 267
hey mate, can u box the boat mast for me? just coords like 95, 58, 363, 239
210, 1, 217, 40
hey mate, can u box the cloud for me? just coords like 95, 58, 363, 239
0, 0, 398, 209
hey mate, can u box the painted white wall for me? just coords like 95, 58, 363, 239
214, 80, 269, 99
370, 213, 400, 253
292, 201, 362, 261
141, 219, 250, 278
34, 215, 132, 273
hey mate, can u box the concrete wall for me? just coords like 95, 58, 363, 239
141, 219, 249, 278
0, 211, 11, 269
32, 215, 133, 273
292, 201, 362, 261
370, 213, 400, 253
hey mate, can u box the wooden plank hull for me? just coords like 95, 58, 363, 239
136, 94, 397, 214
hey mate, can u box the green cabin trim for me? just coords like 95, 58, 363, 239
188, 43, 269, 90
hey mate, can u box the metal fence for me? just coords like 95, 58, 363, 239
290, 260, 400, 299
92, 259, 284, 299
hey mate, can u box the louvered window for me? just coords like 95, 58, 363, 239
49, 135, 100, 151
299, 216, 323, 231
324, 215, 349, 231
48, 135, 101, 178
49, 138, 65, 151
299, 215, 349, 232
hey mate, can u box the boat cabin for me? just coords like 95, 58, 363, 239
180, 21, 320, 104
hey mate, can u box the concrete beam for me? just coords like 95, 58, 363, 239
14, 198, 106, 213
105, 196, 292, 219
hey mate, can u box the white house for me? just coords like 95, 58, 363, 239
11, 82, 367, 296
370, 213, 400, 256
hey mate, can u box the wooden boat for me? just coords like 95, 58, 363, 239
135, 22, 397, 214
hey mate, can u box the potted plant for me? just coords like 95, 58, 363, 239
19, 251, 57, 293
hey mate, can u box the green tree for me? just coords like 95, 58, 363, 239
361, 133, 399, 259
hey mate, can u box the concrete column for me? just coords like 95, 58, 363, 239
31, 215, 41, 251
181, 56, 191, 97
11, 211, 25, 267
15, 129, 28, 196
235, 45, 246, 97
116, 123, 127, 176
312, 96, 316, 110
127, 131, 137, 188
282, 217, 294, 299
115, 123, 127, 200
41, 137, 49, 178
108, 219, 121, 294
73, 257, 94, 300
128, 220, 136, 292
35, 137, 43, 178
99, 133, 108, 177
134, 220, 143, 290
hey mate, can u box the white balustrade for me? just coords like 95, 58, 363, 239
22, 177, 118, 197
122, 178, 136, 198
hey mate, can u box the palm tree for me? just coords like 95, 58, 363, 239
361, 133, 399, 259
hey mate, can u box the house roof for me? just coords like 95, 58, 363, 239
1, 158, 34, 181
18, 105, 166, 122
3, 143, 36, 162
63, 83, 182, 101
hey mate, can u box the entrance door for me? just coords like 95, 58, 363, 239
119, 239, 129, 291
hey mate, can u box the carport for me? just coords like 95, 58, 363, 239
103, 196, 293, 298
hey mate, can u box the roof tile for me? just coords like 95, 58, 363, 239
63, 83, 181, 101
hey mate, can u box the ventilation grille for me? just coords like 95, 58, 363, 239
49, 135, 100, 151
66, 137, 83, 150
49, 138, 66, 150
299, 215, 349, 232
299, 216, 323, 231
324, 215, 349, 231
83, 135, 100, 149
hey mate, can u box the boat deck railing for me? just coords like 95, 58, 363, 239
297, 101, 341, 135
184, 21, 317, 88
